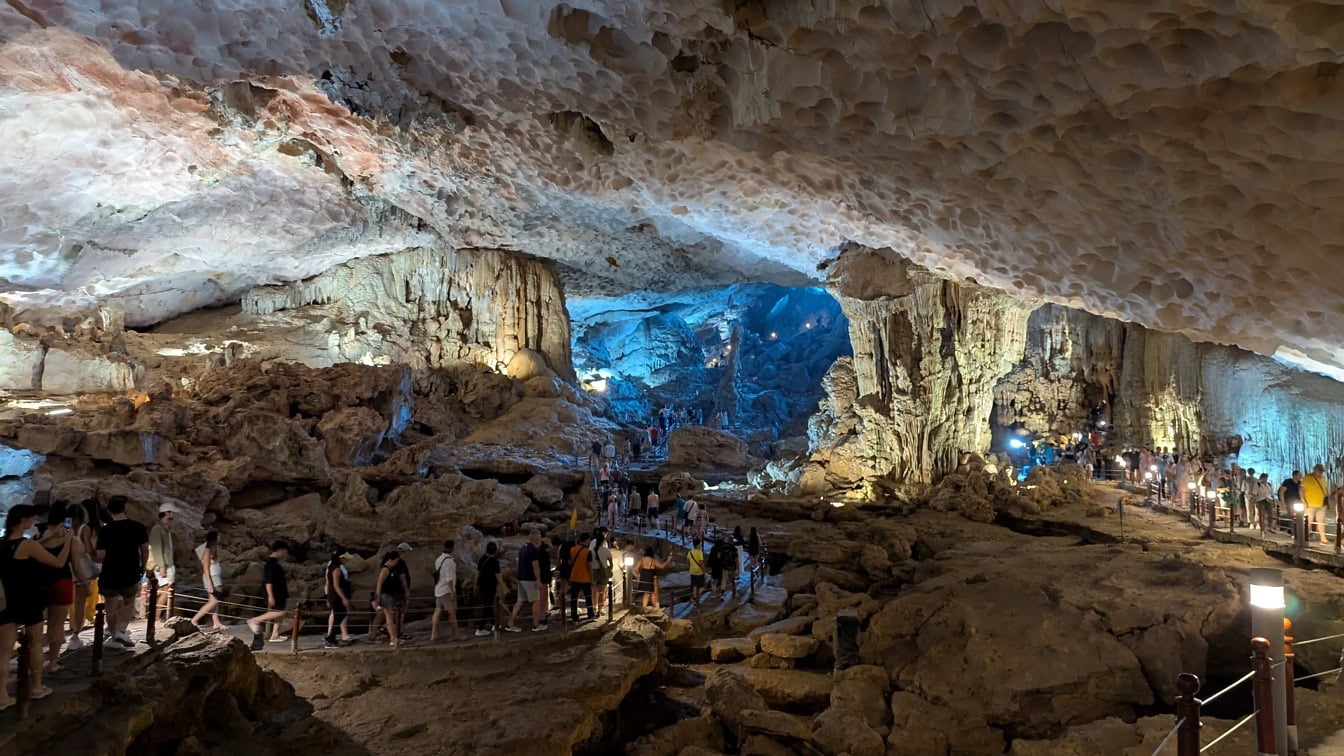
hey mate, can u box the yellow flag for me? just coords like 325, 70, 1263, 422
569, 505, 579, 530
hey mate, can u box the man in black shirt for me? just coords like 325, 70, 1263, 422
1280, 470, 1304, 514
249, 541, 291, 645
475, 541, 501, 637
95, 496, 148, 649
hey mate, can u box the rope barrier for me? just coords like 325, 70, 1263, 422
1200, 670, 1254, 707
1198, 710, 1257, 753
1148, 717, 1185, 756
1295, 666, 1343, 682
1291, 631, 1344, 647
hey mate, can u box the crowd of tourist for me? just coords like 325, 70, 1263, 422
1092, 447, 1344, 548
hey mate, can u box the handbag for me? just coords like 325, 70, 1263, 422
72, 528, 99, 583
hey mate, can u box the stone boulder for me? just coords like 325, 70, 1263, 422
706, 668, 769, 735
710, 637, 759, 663
831, 665, 891, 733
626, 717, 725, 756
373, 475, 531, 545
16, 424, 84, 456
759, 633, 819, 659
811, 707, 885, 756
315, 407, 388, 466
658, 471, 706, 500
741, 668, 834, 712
667, 426, 750, 469
748, 615, 814, 641
504, 348, 555, 381
887, 691, 1003, 755
0, 329, 44, 390
42, 346, 139, 394
78, 429, 169, 466
221, 410, 331, 485
0, 445, 44, 478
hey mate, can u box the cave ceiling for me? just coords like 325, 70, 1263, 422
1, 1, 1343, 375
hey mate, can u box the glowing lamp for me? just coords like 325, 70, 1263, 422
47, 408, 73, 416
1144, 471, 1153, 481
1249, 568, 1285, 609
1116, 457, 1127, 468
1293, 501, 1305, 514
589, 379, 608, 393
1150, 465, 1158, 473
1008, 438, 1025, 450
770, 332, 777, 339
622, 553, 635, 570
830, 501, 845, 508
1187, 481, 1197, 491
1098, 420, 1108, 427
804, 322, 812, 329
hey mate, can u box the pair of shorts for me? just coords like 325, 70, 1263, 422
44, 577, 74, 606
379, 594, 403, 610
152, 566, 176, 586
101, 581, 140, 600
690, 574, 705, 588
517, 580, 539, 603
435, 594, 456, 611
593, 566, 610, 584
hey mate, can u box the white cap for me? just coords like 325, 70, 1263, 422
397, 542, 413, 551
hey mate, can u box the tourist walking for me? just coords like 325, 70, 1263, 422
248, 541, 291, 644
1, 505, 72, 708
536, 536, 552, 627
475, 541, 502, 636
1254, 473, 1276, 535
589, 531, 612, 617
675, 496, 687, 538
146, 507, 176, 624
1280, 470, 1304, 529
506, 530, 545, 632
37, 502, 75, 673
374, 549, 410, 646
568, 534, 595, 623
96, 496, 148, 649
551, 534, 570, 624
430, 540, 459, 642
647, 490, 661, 533
632, 546, 671, 610
191, 531, 228, 631
691, 499, 708, 540
1303, 464, 1330, 544
324, 550, 354, 648
67, 503, 98, 650
688, 539, 707, 603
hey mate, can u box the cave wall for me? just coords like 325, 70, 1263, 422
994, 305, 1344, 481
242, 246, 574, 379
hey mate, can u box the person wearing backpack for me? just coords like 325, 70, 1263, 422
431, 540, 459, 642
567, 533, 595, 623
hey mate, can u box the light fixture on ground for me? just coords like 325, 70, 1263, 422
1249, 567, 1288, 756
1008, 438, 1026, 450
622, 552, 635, 607
830, 501, 845, 508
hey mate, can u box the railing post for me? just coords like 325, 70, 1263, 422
1175, 672, 1201, 756
1253, 637, 1280, 755
607, 579, 613, 622
291, 604, 302, 654
91, 601, 106, 675
1284, 619, 1297, 756
145, 574, 160, 646
167, 581, 177, 619
16, 627, 31, 720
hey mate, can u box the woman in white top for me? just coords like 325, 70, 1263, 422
191, 531, 227, 630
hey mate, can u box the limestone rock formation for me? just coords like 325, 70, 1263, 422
810, 249, 1033, 486
667, 426, 751, 469
242, 246, 573, 380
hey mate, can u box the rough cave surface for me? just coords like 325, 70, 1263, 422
6, 2, 1344, 755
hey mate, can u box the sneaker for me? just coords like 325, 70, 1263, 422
474, 629, 491, 637
531, 625, 546, 632
504, 626, 522, 634
324, 640, 339, 649
111, 635, 135, 649
247, 621, 261, 636
30, 686, 53, 700
268, 636, 289, 643
66, 635, 85, 651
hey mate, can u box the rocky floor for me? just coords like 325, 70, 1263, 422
257, 614, 664, 756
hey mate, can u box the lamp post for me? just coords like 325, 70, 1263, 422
1187, 480, 1197, 515
622, 552, 635, 608
1250, 567, 1288, 756
1292, 502, 1306, 553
